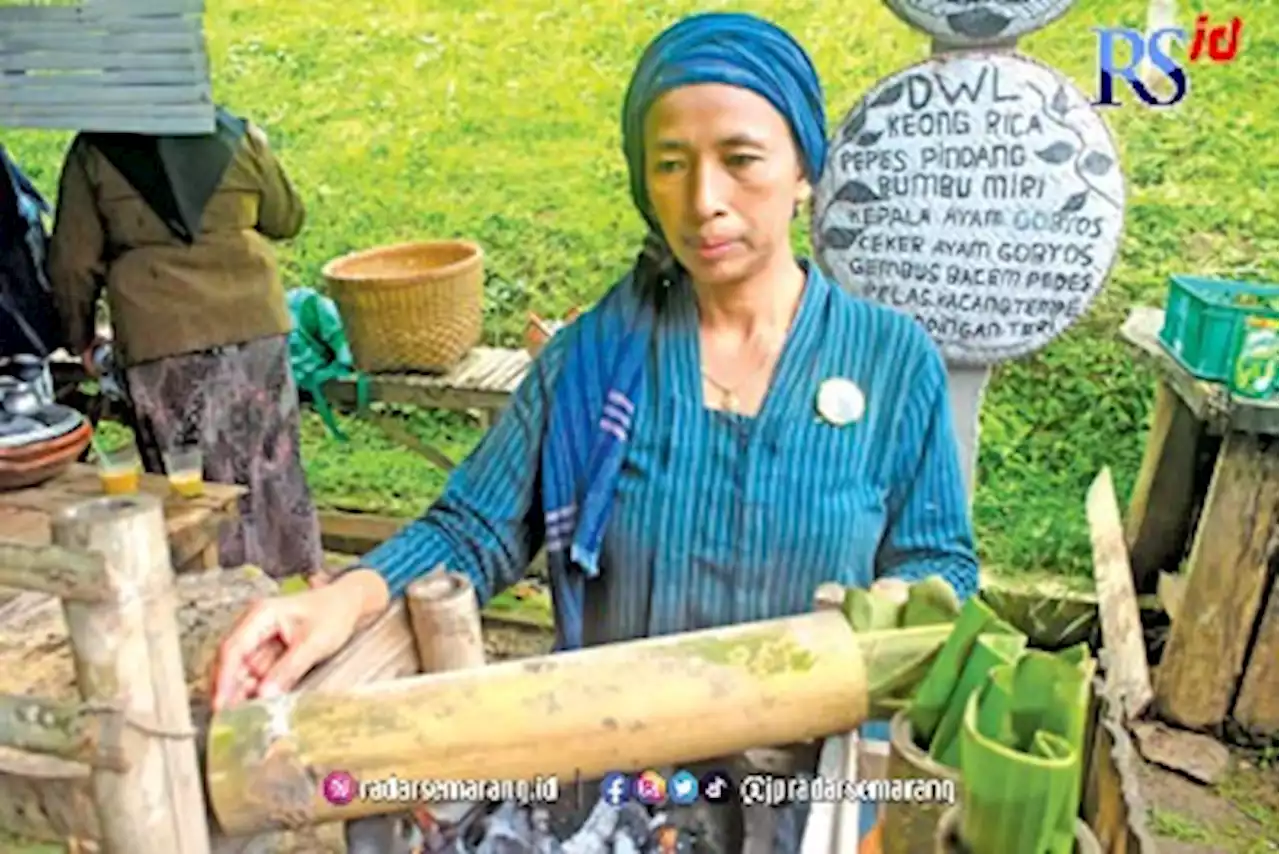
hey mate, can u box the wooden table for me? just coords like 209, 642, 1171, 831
0, 463, 244, 574
1119, 306, 1278, 740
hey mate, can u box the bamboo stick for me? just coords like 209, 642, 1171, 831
0, 694, 126, 770
207, 611, 877, 835
0, 542, 109, 602
54, 495, 211, 854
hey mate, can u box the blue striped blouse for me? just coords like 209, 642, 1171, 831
361, 262, 978, 645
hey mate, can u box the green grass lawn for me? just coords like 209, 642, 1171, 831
7, 0, 1279, 580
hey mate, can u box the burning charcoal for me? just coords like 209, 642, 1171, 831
561, 800, 620, 854
612, 835, 640, 854
615, 802, 651, 846
643, 825, 696, 854
530, 807, 563, 854
476, 801, 536, 853
344, 814, 423, 854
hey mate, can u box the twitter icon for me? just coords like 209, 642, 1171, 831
668, 770, 699, 805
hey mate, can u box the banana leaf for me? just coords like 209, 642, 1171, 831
855, 624, 955, 718
843, 586, 903, 632
843, 574, 962, 633
901, 575, 962, 627
1007, 646, 1096, 851
908, 597, 1013, 746
929, 631, 1027, 768
957, 645, 1096, 854
840, 575, 963, 717
959, 685, 1076, 854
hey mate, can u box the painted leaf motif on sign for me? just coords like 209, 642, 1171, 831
841, 107, 868, 142
869, 82, 905, 108
1050, 85, 1070, 116
946, 9, 1012, 38
1059, 191, 1089, 214
821, 227, 863, 250
855, 130, 883, 147
1035, 142, 1076, 164
1081, 151, 1114, 176
833, 180, 882, 204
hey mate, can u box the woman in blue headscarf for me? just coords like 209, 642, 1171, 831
213, 10, 977, 835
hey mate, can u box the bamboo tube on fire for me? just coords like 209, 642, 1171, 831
206, 610, 872, 835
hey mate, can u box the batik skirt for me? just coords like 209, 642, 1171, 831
122, 333, 323, 579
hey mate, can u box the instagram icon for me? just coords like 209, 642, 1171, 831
633, 770, 667, 806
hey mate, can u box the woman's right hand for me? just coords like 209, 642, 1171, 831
209, 569, 389, 711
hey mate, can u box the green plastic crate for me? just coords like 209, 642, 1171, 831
1158, 276, 1280, 383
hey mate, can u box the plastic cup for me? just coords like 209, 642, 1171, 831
163, 445, 204, 498
96, 446, 140, 495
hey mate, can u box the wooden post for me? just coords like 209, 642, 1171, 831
1124, 383, 1211, 591
1155, 434, 1280, 729
53, 494, 211, 854
1232, 563, 1279, 739
1087, 468, 1154, 723
404, 569, 486, 672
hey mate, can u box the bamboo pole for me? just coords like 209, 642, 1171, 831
0, 542, 110, 602
53, 495, 211, 854
0, 694, 126, 769
207, 610, 883, 835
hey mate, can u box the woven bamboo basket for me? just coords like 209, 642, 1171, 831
322, 240, 484, 373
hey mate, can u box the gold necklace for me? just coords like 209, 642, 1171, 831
702, 371, 744, 412
701, 341, 775, 413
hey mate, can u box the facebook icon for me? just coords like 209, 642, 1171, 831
599, 772, 630, 806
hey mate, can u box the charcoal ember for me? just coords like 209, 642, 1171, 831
476, 801, 536, 853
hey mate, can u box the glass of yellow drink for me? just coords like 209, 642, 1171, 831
96, 446, 141, 495
163, 444, 204, 498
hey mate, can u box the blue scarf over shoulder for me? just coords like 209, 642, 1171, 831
541, 12, 829, 651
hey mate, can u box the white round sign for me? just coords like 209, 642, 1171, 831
884, 0, 1078, 45
813, 52, 1125, 366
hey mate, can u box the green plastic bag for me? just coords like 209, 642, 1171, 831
286, 287, 370, 440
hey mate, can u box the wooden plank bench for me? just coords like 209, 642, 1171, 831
325, 346, 531, 428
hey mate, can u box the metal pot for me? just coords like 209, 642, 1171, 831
0, 377, 41, 417
5, 354, 55, 406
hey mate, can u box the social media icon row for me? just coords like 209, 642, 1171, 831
598, 770, 734, 806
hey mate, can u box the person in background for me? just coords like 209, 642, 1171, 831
213, 13, 980, 851
0, 143, 59, 360
47, 107, 324, 581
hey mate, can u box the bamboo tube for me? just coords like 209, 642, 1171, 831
54, 495, 211, 854
404, 570, 485, 672
345, 570, 487, 849
883, 709, 959, 854
208, 610, 872, 835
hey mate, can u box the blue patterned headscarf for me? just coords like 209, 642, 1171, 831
540, 13, 828, 651
621, 12, 829, 235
